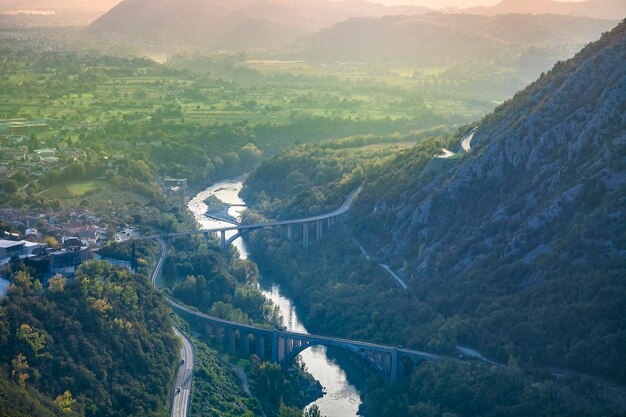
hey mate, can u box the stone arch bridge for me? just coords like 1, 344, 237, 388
168, 296, 442, 383
145, 187, 445, 383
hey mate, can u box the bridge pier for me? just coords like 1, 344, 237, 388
278, 336, 285, 362
204, 232, 210, 240
390, 349, 398, 383
220, 230, 226, 248
271, 332, 278, 362
287, 224, 292, 240
303, 223, 309, 249
227, 327, 236, 352
213, 325, 223, 345
255, 333, 265, 360
240, 331, 250, 356
316, 221, 322, 240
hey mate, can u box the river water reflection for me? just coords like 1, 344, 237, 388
187, 178, 362, 417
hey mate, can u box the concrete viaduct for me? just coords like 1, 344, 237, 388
141, 187, 361, 249
146, 187, 445, 383
168, 293, 442, 383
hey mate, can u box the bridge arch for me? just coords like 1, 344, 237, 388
279, 338, 398, 383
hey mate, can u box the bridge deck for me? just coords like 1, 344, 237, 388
139, 187, 360, 240
167, 297, 442, 360
151, 187, 444, 368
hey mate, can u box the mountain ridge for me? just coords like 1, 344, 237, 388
350, 18, 626, 383
85, 0, 433, 51
286, 13, 617, 64
448, 0, 626, 19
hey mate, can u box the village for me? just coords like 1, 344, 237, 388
0, 204, 138, 296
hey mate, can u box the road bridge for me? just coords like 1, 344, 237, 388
140, 187, 361, 249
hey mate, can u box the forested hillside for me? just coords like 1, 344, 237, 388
0, 261, 178, 417
240, 18, 626, 417
350, 19, 626, 383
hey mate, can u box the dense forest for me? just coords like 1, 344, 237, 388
0, 260, 178, 417
152, 231, 323, 416
240, 20, 626, 416
1, 11, 624, 417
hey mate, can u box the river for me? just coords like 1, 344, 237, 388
187, 178, 362, 417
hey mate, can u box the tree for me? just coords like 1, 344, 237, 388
13, 271, 32, 288
48, 274, 67, 292
0, 179, 19, 194
279, 405, 303, 417
304, 404, 324, 417
130, 242, 137, 272
11, 353, 29, 387
53, 390, 76, 413
44, 236, 59, 249
16, 324, 46, 356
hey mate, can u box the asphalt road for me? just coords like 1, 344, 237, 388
171, 327, 194, 417
461, 127, 478, 152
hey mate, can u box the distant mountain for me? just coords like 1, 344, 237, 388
288, 13, 617, 64
455, 0, 626, 20
0, 0, 120, 25
352, 19, 626, 383
86, 0, 432, 52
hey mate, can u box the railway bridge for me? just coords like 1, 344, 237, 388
146, 187, 445, 383
169, 295, 442, 383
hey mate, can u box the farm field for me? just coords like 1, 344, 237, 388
38, 180, 110, 201
66, 180, 110, 196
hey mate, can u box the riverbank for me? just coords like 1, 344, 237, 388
187, 178, 364, 417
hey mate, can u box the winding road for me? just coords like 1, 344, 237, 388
461, 126, 478, 153
172, 328, 194, 417
355, 239, 408, 289
150, 239, 194, 417
434, 126, 478, 159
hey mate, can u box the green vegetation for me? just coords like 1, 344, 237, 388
159, 236, 281, 327
241, 129, 454, 219
240, 20, 626, 417
37, 180, 110, 201
0, 260, 178, 417
38, 184, 76, 200
183, 332, 261, 417
146, 224, 323, 415
65, 180, 110, 196
244, 187, 623, 417
1, 14, 622, 417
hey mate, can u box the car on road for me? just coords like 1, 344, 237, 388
176, 387, 181, 393
180, 358, 185, 364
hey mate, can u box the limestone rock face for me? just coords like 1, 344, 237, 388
355, 20, 626, 274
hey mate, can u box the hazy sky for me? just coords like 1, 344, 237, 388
364, 0, 585, 7
377, 0, 499, 7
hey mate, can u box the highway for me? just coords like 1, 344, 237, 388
171, 328, 194, 417
355, 238, 409, 289
380, 264, 408, 290
150, 239, 194, 417
434, 148, 455, 159
461, 126, 478, 152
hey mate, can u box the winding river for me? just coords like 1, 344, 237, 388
187, 178, 362, 417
